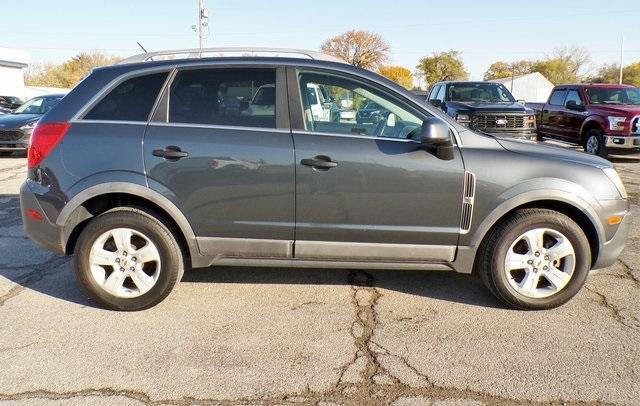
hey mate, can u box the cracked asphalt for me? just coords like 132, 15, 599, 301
1, 150, 639, 405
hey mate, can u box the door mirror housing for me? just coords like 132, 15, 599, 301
414, 117, 454, 160
565, 100, 585, 111
429, 99, 442, 108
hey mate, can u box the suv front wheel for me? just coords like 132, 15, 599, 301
74, 208, 184, 311
477, 209, 591, 310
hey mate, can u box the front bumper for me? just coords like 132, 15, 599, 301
0, 128, 30, 150
605, 134, 640, 150
480, 128, 537, 140
592, 208, 632, 270
20, 180, 66, 254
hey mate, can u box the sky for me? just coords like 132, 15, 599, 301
3, 0, 639, 81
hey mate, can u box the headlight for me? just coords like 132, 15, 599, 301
455, 113, 471, 123
602, 167, 627, 199
525, 115, 536, 128
607, 116, 626, 131
20, 121, 37, 130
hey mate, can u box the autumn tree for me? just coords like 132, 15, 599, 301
321, 30, 390, 70
378, 65, 413, 89
483, 60, 534, 80
531, 46, 590, 84
416, 50, 468, 86
588, 62, 640, 87
26, 51, 121, 88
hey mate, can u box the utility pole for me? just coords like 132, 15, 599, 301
618, 35, 624, 84
196, 0, 209, 49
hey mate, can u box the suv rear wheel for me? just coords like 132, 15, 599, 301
74, 208, 184, 311
477, 209, 591, 310
583, 128, 607, 158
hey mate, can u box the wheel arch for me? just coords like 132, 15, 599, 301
454, 186, 605, 274
58, 183, 199, 264
579, 116, 606, 142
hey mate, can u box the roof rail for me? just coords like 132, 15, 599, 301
119, 47, 345, 64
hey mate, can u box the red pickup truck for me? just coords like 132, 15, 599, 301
530, 84, 640, 157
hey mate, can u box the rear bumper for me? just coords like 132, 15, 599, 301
593, 208, 632, 269
20, 180, 66, 254
605, 134, 640, 150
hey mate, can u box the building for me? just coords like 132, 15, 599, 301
491, 72, 554, 103
0, 47, 69, 101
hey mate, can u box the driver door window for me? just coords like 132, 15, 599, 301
298, 72, 425, 140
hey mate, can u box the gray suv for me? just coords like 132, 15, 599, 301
20, 48, 630, 311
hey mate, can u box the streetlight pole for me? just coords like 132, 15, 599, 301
618, 35, 624, 84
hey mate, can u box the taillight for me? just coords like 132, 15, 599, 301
27, 122, 71, 169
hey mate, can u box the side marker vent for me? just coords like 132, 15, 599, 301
460, 171, 476, 233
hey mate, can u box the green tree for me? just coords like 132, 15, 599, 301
416, 50, 468, 86
26, 51, 121, 88
588, 62, 640, 87
378, 65, 413, 89
483, 60, 534, 80
321, 30, 390, 70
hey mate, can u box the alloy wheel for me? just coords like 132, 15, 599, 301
89, 227, 161, 298
504, 227, 575, 299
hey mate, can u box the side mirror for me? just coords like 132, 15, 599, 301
415, 117, 454, 160
386, 113, 396, 127
565, 100, 585, 111
429, 99, 442, 108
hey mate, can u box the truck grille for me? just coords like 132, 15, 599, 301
0, 130, 25, 141
472, 114, 526, 130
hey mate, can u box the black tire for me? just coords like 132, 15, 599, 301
74, 207, 184, 311
583, 128, 607, 158
0, 151, 13, 157
535, 131, 544, 142
476, 209, 591, 310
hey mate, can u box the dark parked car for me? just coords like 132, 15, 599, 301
20, 48, 630, 311
356, 101, 389, 124
0, 94, 65, 156
427, 81, 537, 140
0, 95, 24, 110
530, 84, 640, 157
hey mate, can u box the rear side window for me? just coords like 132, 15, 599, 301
428, 85, 440, 101
84, 72, 168, 121
168, 68, 276, 128
549, 89, 567, 106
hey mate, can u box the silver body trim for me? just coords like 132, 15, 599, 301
120, 47, 345, 64
197, 237, 293, 258
295, 240, 455, 262
459, 171, 476, 234
209, 257, 453, 271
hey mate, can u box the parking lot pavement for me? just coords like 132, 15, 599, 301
0, 152, 639, 405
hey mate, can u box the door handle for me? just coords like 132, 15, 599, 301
301, 156, 338, 169
152, 145, 189, 160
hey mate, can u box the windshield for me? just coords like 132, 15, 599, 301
448, 83, 515, 103
585, 87, 640, 105
14, 96, 61, 114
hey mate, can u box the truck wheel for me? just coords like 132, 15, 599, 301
476, 209, 591, 310
74, 208, 184, 311
583, 129, 607, 158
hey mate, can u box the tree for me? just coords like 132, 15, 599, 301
531, 46, 590, 84
483, 60, 534, 80
25, 51, 121, 88
321, 30, 390, 70
588, 62, 640, 87
416, 50, 468, 86
378, 65, 413, 89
